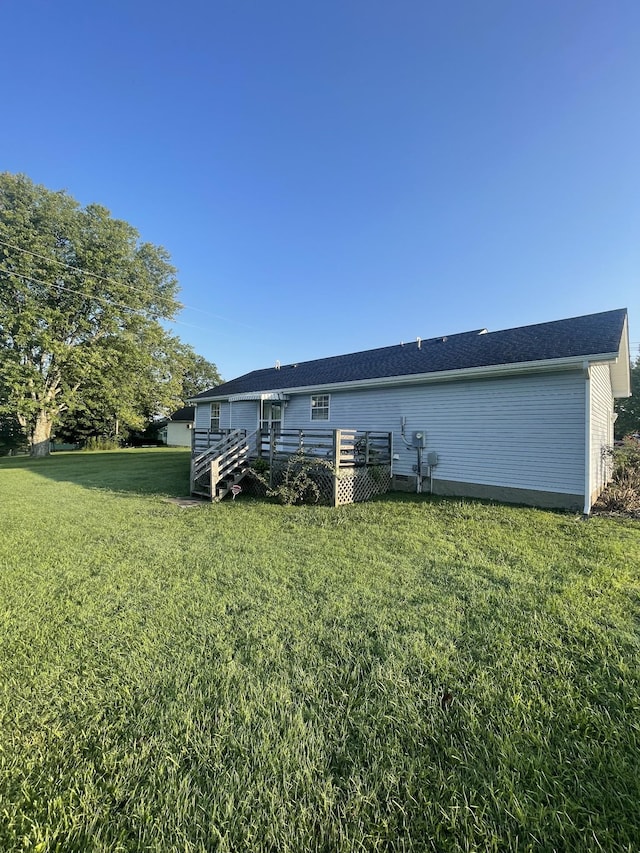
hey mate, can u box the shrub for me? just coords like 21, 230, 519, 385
81, 436, 123, 452
248, 451, 334, 505
251, 457, 270, 477
0, 415, 27, 456
595, 439, 640, 515
613, 437, 640, 474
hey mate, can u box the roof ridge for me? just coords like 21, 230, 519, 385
190, 308, 627, 400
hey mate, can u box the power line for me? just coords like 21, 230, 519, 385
4, 268, 160, 315
0, 238, 175, 304
1, 268, 213, 334
0, 237, 256, 330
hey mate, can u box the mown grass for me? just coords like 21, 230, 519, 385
0, 449, 639, 852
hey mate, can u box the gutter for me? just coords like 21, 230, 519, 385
189, 352, 619, 403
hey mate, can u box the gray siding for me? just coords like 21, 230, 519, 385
283, 371, 586, 496
226, 401, 259, 432
589, 363, 614, 501
195, 400, 258, 432
194, 402, 211, 429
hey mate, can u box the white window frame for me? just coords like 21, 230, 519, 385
210, 402, 221, 431
310, 394, 330, 421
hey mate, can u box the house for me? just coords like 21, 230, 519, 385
160, 406, 195, 447
189, 309, 631, 512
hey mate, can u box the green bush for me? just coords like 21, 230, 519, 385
0, 415, 27, 456
249, 451, 334, 505
81, 436, 123, 452
613, 437, 640, 474
596, 439, 640, 514
251, 457, 270, 477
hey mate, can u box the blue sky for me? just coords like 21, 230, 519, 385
2, 0, 639, 381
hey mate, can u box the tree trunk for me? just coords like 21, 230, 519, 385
30, 412, 54, 457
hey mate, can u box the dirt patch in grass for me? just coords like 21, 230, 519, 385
164, 496, 209, 508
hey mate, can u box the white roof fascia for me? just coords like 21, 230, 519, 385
609, 315, 631, 398
190, 352, 621, 402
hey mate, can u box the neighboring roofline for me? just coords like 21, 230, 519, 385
168, 407, 195, 422
189, 351, 623, 403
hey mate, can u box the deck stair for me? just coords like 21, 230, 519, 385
190, 429, 258, 501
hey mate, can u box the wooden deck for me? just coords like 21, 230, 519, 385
191, 428, 393, 505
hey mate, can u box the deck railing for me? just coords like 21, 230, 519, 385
257, 428, 392, 468
193, 427, 392, 467
191, 427, 393, 506
192, 428, 234, 455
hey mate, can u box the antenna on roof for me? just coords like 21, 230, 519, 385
275, 360, 281, 370
416, 336, 421, 349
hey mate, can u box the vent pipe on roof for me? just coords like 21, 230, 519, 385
416, 337, 421, 349
275, 360, 281, 370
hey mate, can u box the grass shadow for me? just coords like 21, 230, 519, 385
0, 448, 191, 497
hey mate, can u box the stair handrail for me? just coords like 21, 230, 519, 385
192, 429, 245, 466
214, 429, 258, 482
191, 430, 248, 482
191, 429, 259, 498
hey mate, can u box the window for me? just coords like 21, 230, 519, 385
210, 402, 220, 431
311, 394, 330, 420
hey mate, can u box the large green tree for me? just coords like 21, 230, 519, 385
54, 340, 221, 445
615, 356, 640, 439
0, 173, 186, 455
176, 345, 222, 402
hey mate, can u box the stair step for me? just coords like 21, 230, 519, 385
190, 432, 255, 502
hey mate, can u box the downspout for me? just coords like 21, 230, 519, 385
583, 362, 592, 516
229, 400, 233, 430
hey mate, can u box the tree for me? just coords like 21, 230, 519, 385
615, 356, 640, 439
0, 173, 182, 456
175, 344, 221, 402
54, 340, 221, 445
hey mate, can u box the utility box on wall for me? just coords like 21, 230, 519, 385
411, 430, 427, 448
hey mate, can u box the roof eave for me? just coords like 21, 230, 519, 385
609, 315, 631, 398
190, 353, 622, 401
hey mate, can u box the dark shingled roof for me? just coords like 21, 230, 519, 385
192, 309, 627, 399
169, 406, 195, 421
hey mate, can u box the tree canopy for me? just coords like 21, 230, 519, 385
0, 173, 219, 455
615, 356, 640, 439
55, 340, 221, 445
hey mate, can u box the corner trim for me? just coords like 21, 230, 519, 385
583, 364, 592, 515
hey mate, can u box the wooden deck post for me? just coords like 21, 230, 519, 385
269, 426, 275, 488
332, 429, 342, 507
210, 458, 220, 502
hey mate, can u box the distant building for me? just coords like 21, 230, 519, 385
159, 406, 194, 447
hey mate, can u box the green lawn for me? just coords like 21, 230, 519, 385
1, 449, 639, 852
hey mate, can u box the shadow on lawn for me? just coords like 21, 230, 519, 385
0, 448, 192, 497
